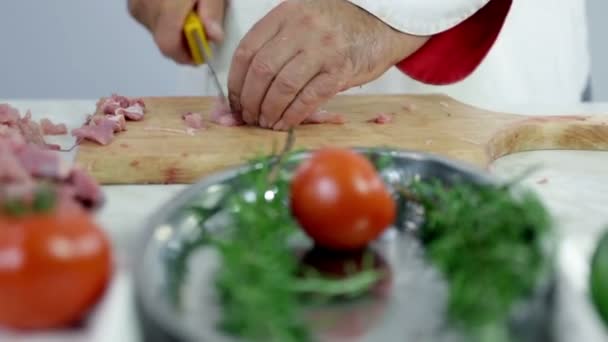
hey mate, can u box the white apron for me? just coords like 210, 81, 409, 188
176, 0, 590, 113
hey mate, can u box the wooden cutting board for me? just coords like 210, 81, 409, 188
74, 94, 608, 185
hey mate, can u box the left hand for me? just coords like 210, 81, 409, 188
228, 0, 429, 130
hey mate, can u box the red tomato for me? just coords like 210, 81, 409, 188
0, 205, 112, 330
290, 148, 396, 250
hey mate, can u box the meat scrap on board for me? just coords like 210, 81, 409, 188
74, 94, 146, 145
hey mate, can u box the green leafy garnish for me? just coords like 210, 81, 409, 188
410, 179, 552, 339
165, 144, 553, 342
1, 183, 57, 217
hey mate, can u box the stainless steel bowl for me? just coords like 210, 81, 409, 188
132, 148, 555, 342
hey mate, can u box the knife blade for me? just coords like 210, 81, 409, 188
183, 12, 228, 102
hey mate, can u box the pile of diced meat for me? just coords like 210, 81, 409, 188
72, 94, 146, 145
190, 98, 347, 129
1, 104, 103, 211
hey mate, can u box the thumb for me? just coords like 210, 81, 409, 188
197, 0, 226, 42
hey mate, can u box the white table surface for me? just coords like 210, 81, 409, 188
1, 99, 608, 342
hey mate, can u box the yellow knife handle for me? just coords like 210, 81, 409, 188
183, 11, 213, 65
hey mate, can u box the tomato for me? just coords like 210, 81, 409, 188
0, 205, 112, 330
290, 148, 396, 250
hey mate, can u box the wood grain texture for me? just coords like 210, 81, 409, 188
74, 94, 608, 184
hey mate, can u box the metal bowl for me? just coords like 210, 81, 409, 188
132, 148, 555, 342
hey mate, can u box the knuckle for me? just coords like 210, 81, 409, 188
234, 46, 254, 64
316, 79, 338, 98
250, 58, 276, 79
298, 87, 320, 107
275, 75, 300, 95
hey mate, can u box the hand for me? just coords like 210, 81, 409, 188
228, 0, 429, 131
128, 0, 226, 64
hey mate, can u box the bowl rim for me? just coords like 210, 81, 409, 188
132, 147, 494, 341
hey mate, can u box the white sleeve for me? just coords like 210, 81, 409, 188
344, 0, 491, 35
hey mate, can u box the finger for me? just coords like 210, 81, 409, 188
197, 0, 226, 42
227, 4, 286, 114
239, 35, 301, 125
259, 52, 322, 128
272, 73, 341, 131
154, 0, 196, 64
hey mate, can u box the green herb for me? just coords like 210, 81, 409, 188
166, 137, 382, 342
165, 145, 552, 342
410, 179, 552, 340
1, 183, 57, 217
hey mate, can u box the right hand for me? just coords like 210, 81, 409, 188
128, 0, 226, 65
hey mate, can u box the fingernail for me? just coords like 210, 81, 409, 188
259, 116, 267, 128
273, 121, 285, 131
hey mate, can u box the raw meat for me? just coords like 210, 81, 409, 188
40, 118, 68, 135
182, 112, 205, 130
15, 110, 47, 148
0, 102, 105, 212
116, 103, 145, 121
367, 113, 393, 124
302, 110, 347, 125
93, 114, 126, 132
72, 119, 116, 146
0, 143, 31, 183
96, 94, 146, 120
0, 125, 25, 146
0, 104, 20, 125
209, 99, 245, 126
67, 167, 105, 209
73, 94, 146, 145
14, 143, 70, 180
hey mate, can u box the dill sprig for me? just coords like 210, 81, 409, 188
164, 143, 553, 342
410, 179, 552, 340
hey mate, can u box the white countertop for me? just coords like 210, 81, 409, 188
2, 99, 608, 342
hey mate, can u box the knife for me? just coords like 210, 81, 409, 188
183, 11, 228, 102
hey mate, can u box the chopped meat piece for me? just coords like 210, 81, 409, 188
45, 143, 61, 151
209, 99, 245, 127
16, 110, 47, 148
0, 104, 20, 125
116, 104, 145, 121
14, 143, 71, 180
302, 110, 347, 125
72, 119, 115, 145
182, 112, 206, 129
213, 114, 244, 127
0, 143, 31, 183
367, 113, 393, 124
40, 118, 68, 135
97, 94, 146, 120
0, 125, 25, 146
97, 94, 128, 114
0, 106, 103, 213
93, 114, 126, 132
66, 167, 105, 209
